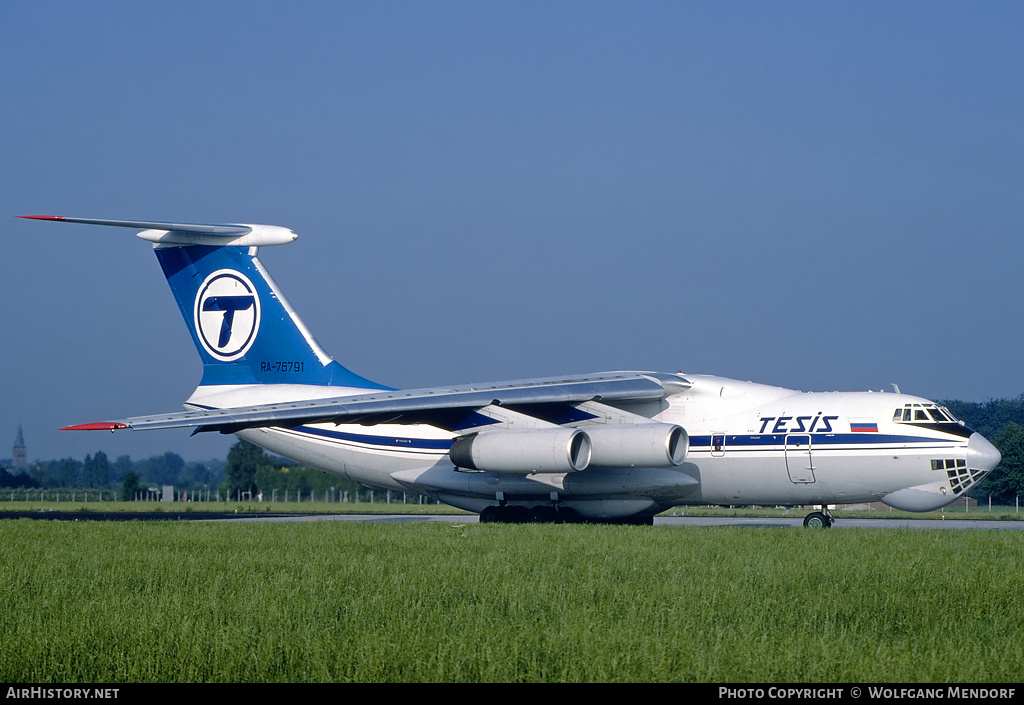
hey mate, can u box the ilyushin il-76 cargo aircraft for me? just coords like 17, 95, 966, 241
22, 215, 1002, 526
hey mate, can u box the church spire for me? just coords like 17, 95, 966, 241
12, 425, 26, 469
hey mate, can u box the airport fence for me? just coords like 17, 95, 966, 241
1, 486, 1019, 514
3, 487, 118, 503
0, 485, 440, 506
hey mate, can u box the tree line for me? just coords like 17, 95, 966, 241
941, 395, 1024, 504
219, 439, 368, 501
3, 451, 226, 499
0, 444, 368, 502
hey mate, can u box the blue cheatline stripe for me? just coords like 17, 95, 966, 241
290, 430, 954, 455
293, 425, 453, 451
252, 428, 963, 454
689, 433, 963, 448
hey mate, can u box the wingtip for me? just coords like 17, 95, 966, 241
18, 215, 65, 221
61, 422, 129, 432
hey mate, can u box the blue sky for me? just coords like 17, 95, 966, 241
1, 1, 1022, 463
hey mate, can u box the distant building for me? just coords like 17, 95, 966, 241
12, 425, 26, 470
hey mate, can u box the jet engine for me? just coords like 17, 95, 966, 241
586, 423, 688, 467
449, 428, 591, 473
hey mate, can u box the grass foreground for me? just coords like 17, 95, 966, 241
1, 520, 1021, 682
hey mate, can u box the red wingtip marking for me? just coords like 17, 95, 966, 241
19, 215, 66, 221
61, 422, 129, 431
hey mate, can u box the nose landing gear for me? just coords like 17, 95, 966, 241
802, 509, 833, 528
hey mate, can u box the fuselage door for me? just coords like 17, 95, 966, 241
785, 434, 815, 483
711, 433, 726, 457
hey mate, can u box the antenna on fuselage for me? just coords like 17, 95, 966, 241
892, 383, 901, 394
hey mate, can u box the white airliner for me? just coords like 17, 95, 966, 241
22, 215, 1002, 526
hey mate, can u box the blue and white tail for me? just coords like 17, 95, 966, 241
155, 244, 387, 389
20, 216, 388, 392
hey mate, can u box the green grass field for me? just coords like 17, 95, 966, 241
1, 519, 1021, 682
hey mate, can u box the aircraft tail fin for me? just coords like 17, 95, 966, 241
20, 216, 388, 391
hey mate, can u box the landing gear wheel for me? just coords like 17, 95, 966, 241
802, 511, 832, 528
505, 506, 528, 523
557, 507, 582, 524
528, 506, 559, 523
480, 506, 528, 523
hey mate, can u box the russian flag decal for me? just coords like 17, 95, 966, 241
850, 422, 878, 433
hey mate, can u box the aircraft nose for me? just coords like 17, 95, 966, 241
967, 432, 1001, 473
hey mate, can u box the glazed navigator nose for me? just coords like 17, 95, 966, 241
967, 432, 1001, 474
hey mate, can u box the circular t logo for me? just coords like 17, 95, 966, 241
194, 270, 261, 361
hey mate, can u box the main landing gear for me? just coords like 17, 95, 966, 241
478, 505, 655, 525
479, 505, 579, 524
802, 509, 834, 528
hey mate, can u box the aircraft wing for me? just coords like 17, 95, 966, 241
63, 371, 690, 434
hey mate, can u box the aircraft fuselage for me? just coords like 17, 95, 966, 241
26, 215, 999, 525
195, 373, 996, 520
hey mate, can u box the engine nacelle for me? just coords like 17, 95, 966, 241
450, 428, 592, 474
586, 423, 688, 468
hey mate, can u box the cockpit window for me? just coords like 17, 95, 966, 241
893, 404, 959, 424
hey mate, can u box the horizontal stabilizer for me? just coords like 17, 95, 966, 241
20, 215, 251, 235
18, 215, 297, 247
